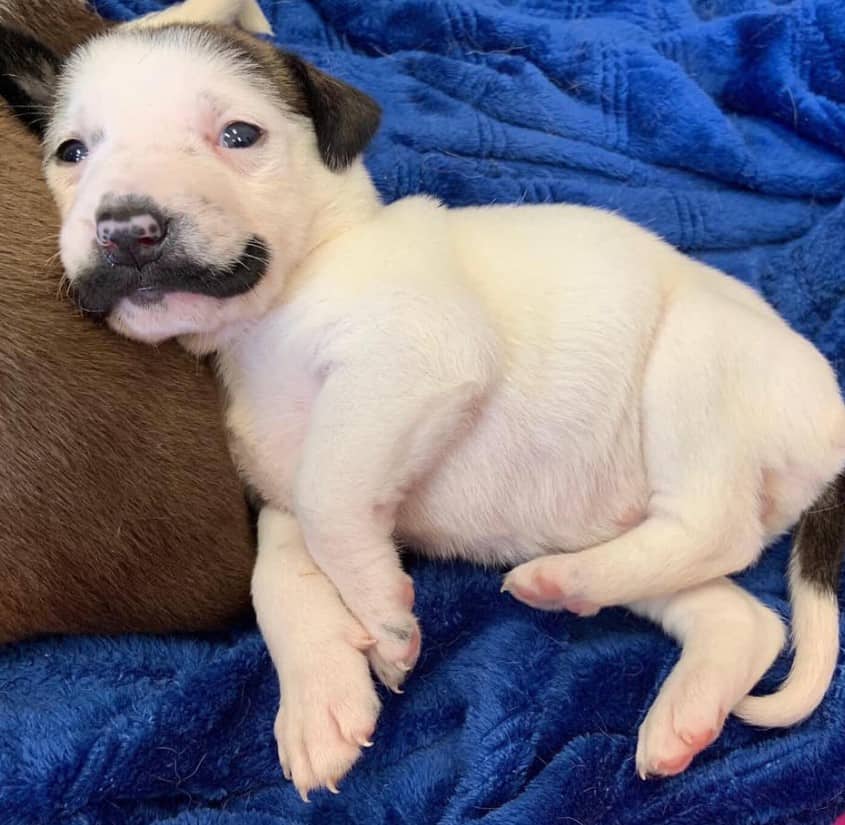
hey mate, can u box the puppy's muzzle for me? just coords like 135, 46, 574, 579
72, 194, 270, 320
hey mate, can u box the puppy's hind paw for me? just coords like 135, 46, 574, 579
502, 558, 600, 616
635, 668, 726, 780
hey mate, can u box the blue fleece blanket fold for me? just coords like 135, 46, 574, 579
4, 1, 845, 822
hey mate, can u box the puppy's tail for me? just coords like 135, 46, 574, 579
735, 471, 845, 728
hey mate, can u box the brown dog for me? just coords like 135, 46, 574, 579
0, 0, 254, 641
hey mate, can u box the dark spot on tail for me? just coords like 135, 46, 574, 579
796, 470, 845, 592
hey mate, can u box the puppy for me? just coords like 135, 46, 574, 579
0, 1, 256, 641
17, 19, 845, 798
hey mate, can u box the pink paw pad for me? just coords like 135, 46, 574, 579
405, 625, 421, 664
680, 727, 719, 752
654, 752, 694, 777
653, 727, 719, 778
399, 578, 415, 611
504, 570, 598, 616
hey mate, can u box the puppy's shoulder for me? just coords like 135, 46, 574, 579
292, 195, 462, 298
283, 196, 499, 377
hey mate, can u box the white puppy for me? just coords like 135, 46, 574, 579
14, 18, 845, 800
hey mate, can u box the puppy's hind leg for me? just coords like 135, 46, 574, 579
632, 578, 785, 779
502, 489, 764, 613
505, 290, 766, 610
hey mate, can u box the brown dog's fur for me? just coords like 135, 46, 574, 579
1, 0, 107, 56
0, 1, 254, 642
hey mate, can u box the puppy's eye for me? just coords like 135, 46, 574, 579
220, 122, 263, 149
56, 139, 89, 164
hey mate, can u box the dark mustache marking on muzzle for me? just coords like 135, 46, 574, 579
71, 236, 270, 321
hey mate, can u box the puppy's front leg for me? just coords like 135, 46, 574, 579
295, 364, 482, 691
252, 507, 380, 800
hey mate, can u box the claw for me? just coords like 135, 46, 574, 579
357, 737, 374, 748
327, 781, 340, 795
298, 787, 310, 804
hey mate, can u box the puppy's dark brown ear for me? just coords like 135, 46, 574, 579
282, 53, 381, 171
0, 26, 61, 138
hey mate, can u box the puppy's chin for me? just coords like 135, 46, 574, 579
108, 292, 227, 344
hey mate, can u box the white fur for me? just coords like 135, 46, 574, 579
630, 578, 786, 778
736, 562, 841, 727
45, 30, 845, 798
253, 508, 380, 799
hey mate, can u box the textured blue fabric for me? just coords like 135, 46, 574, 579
4, 1, 845, 822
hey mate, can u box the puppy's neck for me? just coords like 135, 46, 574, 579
301, 160, 382, 261
180, 161, 382, 356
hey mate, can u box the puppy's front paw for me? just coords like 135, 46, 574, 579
277, 636, 381, 801
344, 573, 422, 692
366, 614, 421, 693
502, 557, 600, 616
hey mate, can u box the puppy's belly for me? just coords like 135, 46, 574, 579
397, 480, 647, 567
396, 408, 649, 567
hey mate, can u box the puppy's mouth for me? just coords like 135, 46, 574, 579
126, 287, 166, 307
70, 236, 270, 321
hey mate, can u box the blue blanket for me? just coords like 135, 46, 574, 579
4, 1, 845, 822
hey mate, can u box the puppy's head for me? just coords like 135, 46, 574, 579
3, 20, 380, 348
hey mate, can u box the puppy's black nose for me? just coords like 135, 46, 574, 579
96, 201, 167, 269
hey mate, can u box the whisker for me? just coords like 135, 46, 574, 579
5, 106, 51, 114
31, 233, 61, 246
54, 271, 71, 300
231, 250, 270, 267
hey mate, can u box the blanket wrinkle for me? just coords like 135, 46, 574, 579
2, 0, 844, 822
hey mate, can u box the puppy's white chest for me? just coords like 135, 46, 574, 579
218, 319, 319, 510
